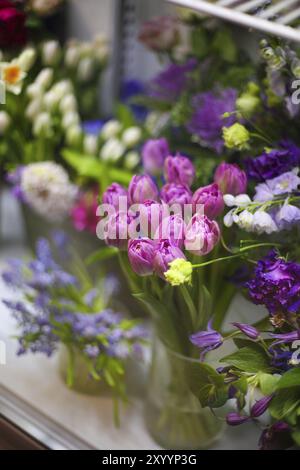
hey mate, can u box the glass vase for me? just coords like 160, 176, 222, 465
144, 336, 223, 450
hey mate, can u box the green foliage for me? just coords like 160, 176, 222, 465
187, 362, 228, 408
221, 343, 272, 373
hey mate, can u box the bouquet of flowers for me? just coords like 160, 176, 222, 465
2, 231, 147, 423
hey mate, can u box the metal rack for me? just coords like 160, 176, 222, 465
167, 0, 300, 42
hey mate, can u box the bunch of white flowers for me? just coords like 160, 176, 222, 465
20, 162, 78, 222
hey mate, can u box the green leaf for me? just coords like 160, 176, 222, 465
291, 430, 300, 446
186, 362, 228, 408
276, 368, 300, 390
85, 247, 118, 266
62, 149, 103, 178
269, 389, 300, 421
115, 104, 136, 128
233, 376, 248, 395
221, 344, 271, 373
259, 373, 280, 395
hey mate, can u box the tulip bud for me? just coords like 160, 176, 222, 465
102, 183, 128, 211
155, 214, 186, 248
185, 214, 220, 256
142, 138, 169, 176
153, 240, 186, 279
42, 40, 61, 66
60, 94, 77, 114
122, 126, 142, 148
0, 111, 11, 134
100, 138, 125, 162
214, 162, 247, 195
192, 183, 224, 219
128, 175, 159, 204
83, 134, 98, 155
35, 68, 54, 89
164, 154, 195, 187
18, 48, 36, 72
104, 212, 131, 250
101, 120, 122, 140
160, 183, 192, 207
128, 238, 157, 275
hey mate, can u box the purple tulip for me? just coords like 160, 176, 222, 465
129, 200, 164, 238
160, 183, 192, 207
102, 183, 128, 210
214, 162, 247, 195
192, 183, 224, 219
128, 238, 157, 276
155, 214, 186, 248
142, 138, 170, 176
104, 211, 131, 250
153, 240, 186, 279
232, 322, 260, 340
185, 214, 220, 256
164, 154, 196, 188
226, 413, 250, 426
128, 175, 159, 204
190, 321, 223, 361
250, 395, 273, 418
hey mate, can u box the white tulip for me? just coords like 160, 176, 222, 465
122, 126, 142, 148
0, 111, 11, 134
33, 112, 52, 137
59, 94, 77, 114
26, 82, 43, 99
42, 40, 61, 66
84, 134, 98, 155
25, 99, 42, 120
100, 120, 122, 140
18, 48, 36, 72
35, 68, 53, 89
62, 111, 80, 130
124, 151, 140, 169
66, 125, 82, 146
100, 138, 125, 162
253, 210, 278, 234
77, 57, 95, 82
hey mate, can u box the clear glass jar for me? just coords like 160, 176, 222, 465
144, 336, 223, 450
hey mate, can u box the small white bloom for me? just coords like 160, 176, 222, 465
77, 57, 95, 82
35, 68, 53, 89
83, 134, 98, 155
65, 45, 80, 68
26, 99, 42, 120
43, 90, 60, 110
223, 194, 236, 207
62, 111, 80, 130
0, 111, 11, 134
52, 80, 73, 99
236, 210, 254, 232
124, 151, 140, 169
223, 209, 235, 227
26, 82, 43, 99
33, 112, 52, 137
42, 40, 61, 66
100, 138, 125, 162
59, 94, 77, 114
235, 194, 252, 207
18, 48, 36, 72
253, 210, 278, 234
100, 120, 122, 140
66, 125, 82, 147
122, 126, 142, 148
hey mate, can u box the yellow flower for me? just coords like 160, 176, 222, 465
165, 259, 193, 286
1, 61, 26, 95
222, 123, 250, 150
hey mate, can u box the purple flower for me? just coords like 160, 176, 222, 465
226, 413, 250, 426
84, 345, 100, 358
190, 321, 223, 361
142, 138, 170, 176
275, 203, 300, 230
104, 211, 131, 250
270, 330, 300, 347
128, 175, 159, 204
148, 59, 197, 102
245, 148, 300, 182
160, 183, 192, 207
214, 162, 247, 195
246, 250, 300, 315
254, 170, 300, 202
155, 214, 186, 248
185, 214, 220, 256
250, 395, 273, 418
192, 183, 224, 219
128, 238, 157, 276
102, 182, 128, 211
153, 240, 186, 279
259, 422, 291, 451
164, 154, 195, 188
187, 89, 237, 153
232, 322, 260, 340
129, 200, 164, 238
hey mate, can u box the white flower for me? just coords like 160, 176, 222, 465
42, 40, 61, 66
26, 82, 43, 99
33, 112, 52, 137
0, 111, 11, 134
236, 210, 254, 232
26, 99, 43, 120
223, 194, 236, 207
66, 125, 82, 147
62, 111, 80, 130
100, 138, 125, 162
0, 61, 26, 94
252, 210, 278, 234
100, 120, 122, 140
122, 126, 142, 148
59, 94, 77, 114
29, 0, 63, 17
43, 90, 60, 110
77, 57, 95, 82
235, 194, 252, 207
52, 80, 73, 99
65, 44, 80, 68
124, 151, 140, 169
35, 68, 53, 89
21, 162, 78, 222
223, 209, 235, 227
18, 48, 36, 72
83, 134, 98, 155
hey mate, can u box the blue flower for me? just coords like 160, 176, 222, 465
190, 321, 223, 361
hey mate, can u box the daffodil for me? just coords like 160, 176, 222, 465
0, 61, 26, 95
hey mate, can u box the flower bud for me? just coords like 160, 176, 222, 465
153, 240, 186, 279
42, 40, 61, 66
122, 126, 142, 148
35, 68, 54, 89
164, 154, 195, 187
160, 183, 192, 207
192, 183, 224, 219
104, 212, 131, 250
185, 214, 220, 256
253, 210, 278, 234
101, 120, 122, 140
250, 395, 273, 418
232, 322, 259, 339
226, 413, 250, 426
33, 112, 52, 137
128, 175, 159, 204
235, 209, 254, 232
128, 238, 157, 275
18, 48, 36, 72
83, 134, 98, 155
165, 258, 193, 286
60, 94, 77, 114
100, 138, 125, 162
222, 123, 250, 150
77, 57, 95, 82
0, 111, 11, 134
25, 99, 42, 120
65, 44, 80, 68
142, 138, 169, 176
236, 94, 260, 117
124, 151, 140, 170
27, 83, 43, 99
190, 321, 223, 360
214, 162, 247, 195
102, 183, 128, 211
66, 125, 82, 147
